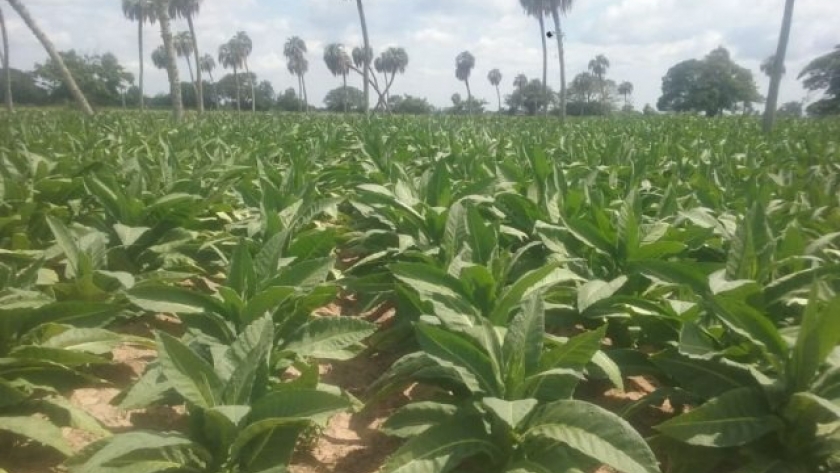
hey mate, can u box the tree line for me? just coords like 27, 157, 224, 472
0, 0, 838, 122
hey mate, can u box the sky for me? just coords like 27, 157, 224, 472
4, 0, 839, 110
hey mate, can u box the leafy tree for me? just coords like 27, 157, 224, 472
448, 92, 486, 115
151, 45, 167, 70
276, 87, 306, 112
0, 5, 11, 111
324, 43, 352, 113
324, 85, 364, 113
169, 0, 204, 113
487, 68, 502, 112
0, 67, 48, 105
547, 0, 574, 119
763, 0, 795, 132
218, 34, 250, 112
505, 78, 551, 115
455, 51, 476, 115
284, 36, 309, 111
519, 0, 549, 115
618, 80, 633, 105
198, 53, 216, 109
798, 45, 840, 116
372, 47, 409, 110
657, 47, 760, 117
215, 71, 255, 109
5, 0, 93, 115
233, 31, 254, 113
173, 31, 197, 101
777, 100, 803, 117
154, 0, 183, 122
643, 103, 656, 115
34, 51, 134, 107
588, 54, 610, 105
389, 94, 434, 114
122, 0, 156, 111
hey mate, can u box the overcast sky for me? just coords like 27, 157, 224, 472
4, 0, 838, 110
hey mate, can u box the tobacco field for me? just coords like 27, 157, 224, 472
1, 111, 839, 473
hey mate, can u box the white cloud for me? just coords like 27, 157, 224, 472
3, 0, 839, 109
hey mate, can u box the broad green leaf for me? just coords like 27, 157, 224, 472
788, 295, 840, 391
482, 397, 538, 431
381, 402, 459, 438
46, 215, 81, 278
577, 276, 627, 313
221, 316, 274, 404
284, 317, 376, 360
650, 350, 755, 399
465, 205, 496, 265
541, 326, 607, 372
562, 217, 615, 257
228, 240, 256, 298
270, 257, 334, 290
128, 285, 225, 315
656, 387, 782, 447
415, 323, 501, 395
491, 266, 580, 324
503, 295, 545, 386
155, 332, 223, 408
391, 262, 468, 301
0, 415, 72, 455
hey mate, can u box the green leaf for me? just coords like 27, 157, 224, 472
788, 295, 840, 391
491, 266, 580, 324
391, 262, 468, 301
128, 285, 225, 315
228, 240, 256, 298
0, 415, 72, 456
415, 323, 500, 395
465, 205, 496, 265
503, 295, 545, 386
381, 402, 459, 438
482, 397, 538, 431
525, 400, 660, 473
46, 215, 81, 278
71, 431, 199, 471
627, 260, 710, 295
577, 276, 627, 313
541, 326, 607, 372
650, 350, 755, 399
270, 257, 334, 290
656, 387, 782, 447
155, 332, 223, 408
284, 317, 376, 360
562, 217, 615, 257
221, 316, 274, 405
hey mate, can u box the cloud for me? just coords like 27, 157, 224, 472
4, 0, 838, 109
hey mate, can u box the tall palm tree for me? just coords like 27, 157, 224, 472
232, 31, 255, 113
488, 68, 502, 112
152, 45, 167, 70
588, 54, 609, 107
154, 0, 182, 122
346, 0, 371, 113
456, 51, 476, 115
169, 0, 203, 113
0, 5, 11, 112
284, 36, 309, 112
548, 0, 574, 120
5, 0, 93, 115
122, 0, 156, 111
174, 31, 197, 100
763, 0, 795, 133
376, 47, 408, 109
218, 42, 241, 111
520, 0, 549, 116
324, 43, 351, 113
617, 81, 633, 106
199, 53, 216, 109
352, 45, 374, 99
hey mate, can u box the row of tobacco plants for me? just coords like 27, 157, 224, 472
0, 111, 839, 473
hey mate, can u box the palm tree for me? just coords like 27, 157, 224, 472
324, 43, 352, 113
218, 42, 241, 111
198, 53, 216, 109
763, 0, 796, 133
284, 36, 309, 112
174, 31, 197, 100
5, 0, 93, 115
588, 54, 610, 107
122, 0, 156, 111
488, 68, 502, 112
520, 0, 549, 116
455, 51, 476, 115
0, 5, 12, 112
617, 81, 633, 106
232, 31, 255, 113
154, 0, 182, 122
346, 0, 371, 113
169, 0, 203, 113
375, 47, 408, 109
152, 45, 168, 70
547, 0, 573, 120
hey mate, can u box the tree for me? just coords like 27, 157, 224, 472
617, 81, 633, 105
455, 51, 476, 115
174, 31, 198, 101
0, 68, 48, 105
390, 94, 434, 114
348, 0, 371, 112
372, 47, 408, 110
253, 79, 275, 111
233, 32, 254, 113
5, 0, 93, 115
284, 36, 309, 111
448, 92, 486, 115
567, 72, 604, 115
276, 87, 305, 111
777, 101, 803, 117
798, 45, 840, 116
122, 0, 156, 111
761, 55, 786, 77
152, 45, 167, 70
547, 0, 574, 120
154, 0, 182, 122
324, 85, 364, 112
505, 78, 552, 115
588, 54, 610, 106
198, 53, 216, 109
0, 5, 11, 111
519, 0, 549, 116
169, 0, 204, 113
218, 33, 253, 113
657, 47, 760, 117
763, 0, 795, 133
34, 51, 134, 106
324, 43, 352, 113
487, 68, 502, 112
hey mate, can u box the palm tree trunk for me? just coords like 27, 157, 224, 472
0, 6, 12, 112
342, 72, 348, 113
297, 74, 303, 112
138, 21, 144, 110
156, 2, 182, 122
496, 85, 501, 112
6, 0, 93, 115
184, 55, 197, 103
301, 73, 308, 112
356, 0, 370, 113
186, 14, 203, 114
244, 60, 255, 113
763, 0, 795, 133
551, 8, 566, 120
207, 69, 216, 109
538, 11, 548, 116
233, 66, 240, 112
465, 79, 472, 115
